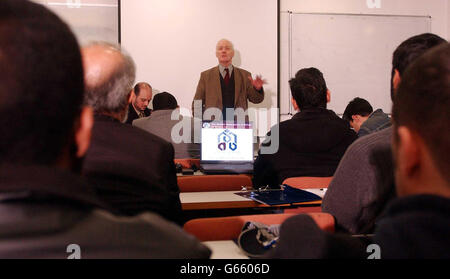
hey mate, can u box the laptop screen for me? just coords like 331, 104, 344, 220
201, 122, 254, 162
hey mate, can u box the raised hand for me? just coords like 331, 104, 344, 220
248, 75, 267, 91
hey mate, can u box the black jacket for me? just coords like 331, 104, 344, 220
125, 103, 151, 124
253, 108, 357, 188
373, 195, 450, 259
83, 114, 183, 224
0, 165, 210, 258
269, 194, 450, 259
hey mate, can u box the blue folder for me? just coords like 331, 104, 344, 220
234, 185, 322, 206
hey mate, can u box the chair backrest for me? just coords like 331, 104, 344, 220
174, 158, 200, 169
282, 176, 333, 189
177, 174, 252, 192
183, 212, 335, 241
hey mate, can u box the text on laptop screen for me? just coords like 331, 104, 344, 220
201, 122, 253, 161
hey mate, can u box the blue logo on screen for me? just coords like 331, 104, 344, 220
218, 129, 237, 151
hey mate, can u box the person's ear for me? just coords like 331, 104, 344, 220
395, 126, 421, 181
127, 90, 133, 104
291, 98, 299, 111
393, 69, 401, 94
351, 115, 358, 122
326, 89, 331, 103
75, 106, 94, 158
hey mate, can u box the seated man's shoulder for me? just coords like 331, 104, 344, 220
75, 209, 211, 258
345, 126, 392, 155
126, 121, 172, 146
359, 109, 392, 136
373, 195, 450, 259
131, 116, 145, 127
96, 120, 174, 158
268, 214, 366, 259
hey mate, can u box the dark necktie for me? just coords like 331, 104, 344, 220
224, 68, 230, 85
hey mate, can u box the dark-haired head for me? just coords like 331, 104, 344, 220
342, 97, 373, 122
289, 67, 328, 111
0, 0, 86, 166
392, 43, 450, 190
152, 92, 178, 111
390, 33, 446, 101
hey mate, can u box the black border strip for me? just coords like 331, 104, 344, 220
277, 0, 280, 113
118, 0, 121, 44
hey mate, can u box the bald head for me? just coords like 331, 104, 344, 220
83, 44, 124, 90
82, 42, 136, 117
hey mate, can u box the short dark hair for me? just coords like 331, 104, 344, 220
289, 67, 328, 110
390, 33, 446, 101
134, 82, 151, 97
392, 43, 450, 182
342, 97, 373, 122
152, 92, 178, 111
0, 0, 84, 165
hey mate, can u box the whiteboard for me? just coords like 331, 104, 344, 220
280, 12, 431, 116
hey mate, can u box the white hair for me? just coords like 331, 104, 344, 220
216, 38, 234, 50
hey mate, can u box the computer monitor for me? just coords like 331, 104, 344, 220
201, 121, 254, 163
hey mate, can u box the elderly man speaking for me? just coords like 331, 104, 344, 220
192, 39, 265, 120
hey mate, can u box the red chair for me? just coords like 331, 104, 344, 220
281, 177, 333, 214
174, 158, 200, 169
183, 212, 335, 241
282, 176, 333, 189
177, 174, 252, 192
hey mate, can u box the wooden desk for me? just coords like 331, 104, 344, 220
180, 189, 324, 210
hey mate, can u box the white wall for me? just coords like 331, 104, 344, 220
448, 0, 450, 39
121, 0, 278, 136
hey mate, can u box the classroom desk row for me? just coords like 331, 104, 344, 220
180, 188, 326, 211
178, 176, 328, 259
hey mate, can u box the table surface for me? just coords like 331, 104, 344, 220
180, 188, 325, 210
202, 240, 249, 259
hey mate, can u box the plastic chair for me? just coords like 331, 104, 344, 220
177, 174, 252, 192
183, 212, 335, 241
282, 176, 333, 189
174, 158, 200, 169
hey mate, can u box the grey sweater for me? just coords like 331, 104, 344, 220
322, 126, 395, 234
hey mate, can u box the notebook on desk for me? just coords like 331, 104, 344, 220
200, 121, 254, 174
234, 185, 322, 206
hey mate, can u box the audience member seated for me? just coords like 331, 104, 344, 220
322, 33, 447, 234
133, 92, 201, 159
125, 82, 152, 124
0, 0, 210, 258
342, 97, 391, 137
81, 42, 184, 225
268, 43, 450, 259
253, 67, 357, 188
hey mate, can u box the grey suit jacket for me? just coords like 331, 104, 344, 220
133, 109, 201, 159
192, 66, 264, 115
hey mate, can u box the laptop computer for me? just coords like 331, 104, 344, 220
200, 121, 254, 174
